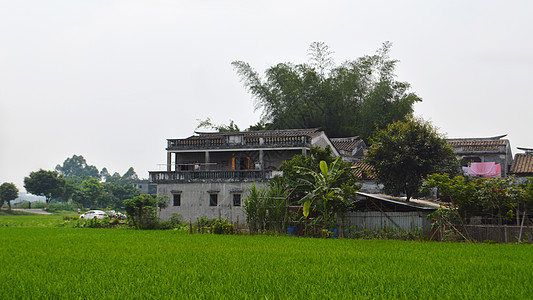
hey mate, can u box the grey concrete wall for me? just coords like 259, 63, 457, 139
157, 181, 269, 223
263, 150, 300, 169
176, 152, 205, 163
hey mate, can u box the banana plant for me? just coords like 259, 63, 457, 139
296, 157, 353, 227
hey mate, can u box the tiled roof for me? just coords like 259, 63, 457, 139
447, 137, 509, 153
511, 154, 533, 175
189, 128, 321, 139
352, 160, 375, 180
330, 137, 363, 152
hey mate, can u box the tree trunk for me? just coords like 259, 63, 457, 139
45, 197, 51, 210
404, 184, 411, 202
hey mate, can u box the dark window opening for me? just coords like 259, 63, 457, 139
233, 194, 241, 206
209, 194, 218, 206
173, 194, 181, 206
461, 156, 482, 167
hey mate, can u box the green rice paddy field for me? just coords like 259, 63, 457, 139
1, 213, 532, 299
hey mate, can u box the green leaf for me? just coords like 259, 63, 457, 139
319, 161, 328, 176
303, 201, 311, 218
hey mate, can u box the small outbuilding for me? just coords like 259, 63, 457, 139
344, 192, 440, 236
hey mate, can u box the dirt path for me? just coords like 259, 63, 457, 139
11, 208, 52, 215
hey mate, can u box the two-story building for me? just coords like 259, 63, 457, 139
149, 128, 338, 222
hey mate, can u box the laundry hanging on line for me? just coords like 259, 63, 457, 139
467, 162, 501, 177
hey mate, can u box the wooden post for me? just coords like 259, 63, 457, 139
504, 225, 508, 243
518, 211, 527, 244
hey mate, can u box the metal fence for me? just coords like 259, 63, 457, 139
343, 211, 433, 234
463, 223, 533, 243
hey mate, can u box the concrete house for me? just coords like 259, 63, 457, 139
447, 135, 513, 177
330, 137, 366, 162
149, 128, 338, 222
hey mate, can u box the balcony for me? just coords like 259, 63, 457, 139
149, 170, 278, 183
167, 135, 311, 150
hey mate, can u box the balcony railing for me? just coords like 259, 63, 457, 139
167, 135, 311, 150
149, 170, 276, 183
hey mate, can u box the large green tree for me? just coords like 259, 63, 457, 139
55, 155, 100, 182
0, 182, 19, 210
232, 42, 420, 140
24, 170, 65, 209
367, 118, 458, 201
72, 178, 107, 209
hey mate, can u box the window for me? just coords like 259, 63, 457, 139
209, 194, 218, 206
233, 194, 241, 206
173, 194, 181, 206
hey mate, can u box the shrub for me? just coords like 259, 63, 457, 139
74, 217, 110, 228
123, 194, 168, 229
159, 214, 184, 230
211, 219, 235, 235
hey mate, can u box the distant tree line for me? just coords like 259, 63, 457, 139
23, 155, 142, 210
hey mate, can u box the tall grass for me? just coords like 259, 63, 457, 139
1, 226, 532, 299
244, 182, 287, 233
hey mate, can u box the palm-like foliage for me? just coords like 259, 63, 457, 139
296, 157, 355, 227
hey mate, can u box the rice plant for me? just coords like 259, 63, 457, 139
1, 226, 532, 299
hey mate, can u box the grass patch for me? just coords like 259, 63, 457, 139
0, 211, 78, 227
1, 227, 532, 299
0, 209, 33, 216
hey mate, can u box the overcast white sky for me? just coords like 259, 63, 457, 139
1, 0, 532, 190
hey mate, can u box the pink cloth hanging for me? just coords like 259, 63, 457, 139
468, 162, 497, 177
484, 164, 501, 178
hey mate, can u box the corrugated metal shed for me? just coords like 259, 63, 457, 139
344, 211, 432, 233
345, 192, 441, 233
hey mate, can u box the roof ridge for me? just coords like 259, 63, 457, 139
447, 134, 508, 141
193, 128, 321, 136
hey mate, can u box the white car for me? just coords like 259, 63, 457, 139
79, 210, 107, 219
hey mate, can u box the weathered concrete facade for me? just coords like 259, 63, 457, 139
158, 181, 268, 223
